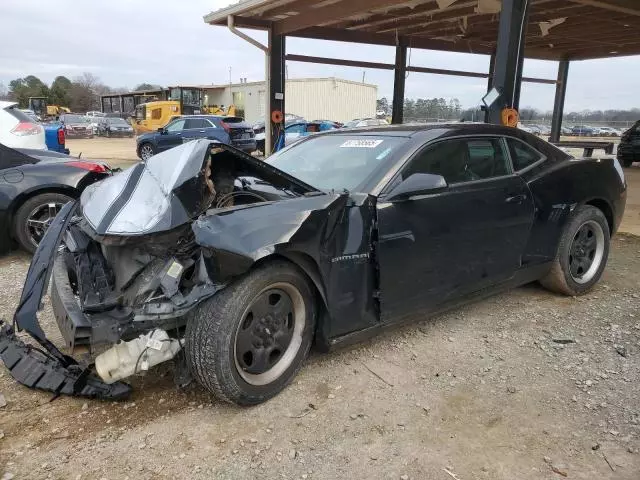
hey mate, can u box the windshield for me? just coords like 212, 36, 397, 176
62, 115, 88, 124
266, 134, 407, 191
107, 117, 129, 126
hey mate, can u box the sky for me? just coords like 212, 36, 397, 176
2, 0, 639, 112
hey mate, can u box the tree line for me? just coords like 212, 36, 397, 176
0, 74, 161, 113
378, 97, 640, 124
377, 97, 463, 121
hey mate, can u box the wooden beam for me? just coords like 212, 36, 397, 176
569, 0, 640, 16
273, 0, 412, 35
285, 54, 394, 70
289, 25, 495, 54
284, 53, 557, 83
351, 1, 477, 32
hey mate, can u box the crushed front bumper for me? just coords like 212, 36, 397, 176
0, 201, 132, 400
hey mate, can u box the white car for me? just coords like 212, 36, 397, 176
86, 116, 103, 135
597, 127, 622, 137
0, 101, 46, 150
85, 111, 106, 118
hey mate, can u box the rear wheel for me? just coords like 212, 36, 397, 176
540, 205, 610, 296
13, 192, 74, 253
185, 260, 316, 405
621, 157, 634, 168
139, 143, 155, 160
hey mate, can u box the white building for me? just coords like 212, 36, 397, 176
201, 77, 377, 123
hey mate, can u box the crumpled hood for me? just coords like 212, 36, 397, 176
80, 139, 319, 237
80, 140, 213, 236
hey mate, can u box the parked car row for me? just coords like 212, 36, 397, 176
136, 114, 256, 160
518, 123, 626, 137
569, 125, 624, 137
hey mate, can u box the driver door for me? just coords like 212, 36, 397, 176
156, 119, 186, 152
376, 136, 535, 322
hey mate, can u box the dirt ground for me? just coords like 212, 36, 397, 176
1, 138, 639, 480
1, 236, 639, 480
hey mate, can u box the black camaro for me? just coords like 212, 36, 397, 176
0, 143, 111, 253
0, 124, 626, 404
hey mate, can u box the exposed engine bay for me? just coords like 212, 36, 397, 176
1, 140, 334, 399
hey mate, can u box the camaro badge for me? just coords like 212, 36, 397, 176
331, 253, 370, 263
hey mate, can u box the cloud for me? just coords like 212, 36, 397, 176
1, 0, 638, 111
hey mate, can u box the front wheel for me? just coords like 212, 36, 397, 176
185, 260, 316, 405
620, 158, 634, 168
540, 205, 610, 296
139, 143, 155, 160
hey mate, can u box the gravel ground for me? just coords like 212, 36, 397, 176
1, 234, 639, 479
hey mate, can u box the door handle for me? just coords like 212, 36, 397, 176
505, 194, 527, 204
199, 130, 206, 133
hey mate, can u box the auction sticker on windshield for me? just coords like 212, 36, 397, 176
340, 139, 384, 148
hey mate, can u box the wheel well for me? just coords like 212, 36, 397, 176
585, 199, 614, 234
9, 187, 78, 231
252, 252, 330, 348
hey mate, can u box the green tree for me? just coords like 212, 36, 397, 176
376, 97, 389, 114
50, 76, 72, 106
8, 75, 49, 108
134, 83, 161, 91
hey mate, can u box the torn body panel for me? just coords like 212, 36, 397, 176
193, 192, 380, 342
2, 139, 377, 398
0, 201, 132, 399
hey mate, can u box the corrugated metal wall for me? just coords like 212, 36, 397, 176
205, 78, 377, 124
286, 78, 377, 123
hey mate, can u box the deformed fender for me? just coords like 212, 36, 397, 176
192, 191, 380, 345
191, 193, 347, 282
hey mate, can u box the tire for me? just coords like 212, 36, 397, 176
13, 192, 74, 253
539, 205, 610, 296
139, 142, 155, 160
185, 260, 317, 405
621, 158, 634, 168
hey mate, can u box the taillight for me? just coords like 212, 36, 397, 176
57, 128, 65, 145
10, 121, 43, 136
66, 161, 108, 173
221, 121, 230, 132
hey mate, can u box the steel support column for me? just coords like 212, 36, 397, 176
550, 60, 570, 142
487, 0, 531, 125
391, 40, 407, 125
269, 31, 286, 154
484, 51, 496, 123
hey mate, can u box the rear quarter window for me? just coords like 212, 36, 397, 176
506, 138, 544, 171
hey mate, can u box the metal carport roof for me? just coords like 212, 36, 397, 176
204, 0, 640, 61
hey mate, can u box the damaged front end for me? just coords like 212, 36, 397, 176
0, 140, 322, 399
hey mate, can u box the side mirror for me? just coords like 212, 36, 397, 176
386, 173, 447, 202
157, 127, 165, 134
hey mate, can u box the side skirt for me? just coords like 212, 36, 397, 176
327, 262, 553, 350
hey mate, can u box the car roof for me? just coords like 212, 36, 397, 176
329, 122, 505, 137
0, 100, 18, 109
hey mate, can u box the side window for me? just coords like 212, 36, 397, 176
506, 138, 543, 171
165, 119, 186, 132
184, 118, 207, 129
402, 138, 509, 184
286, 124, 305, 134
151, 108, 162, 120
